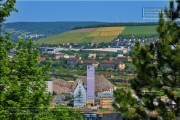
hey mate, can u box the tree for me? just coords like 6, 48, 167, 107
0, 0, 83, 119
113, 0, 180, 119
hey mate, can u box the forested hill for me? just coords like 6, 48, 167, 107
71, 22, 159, 30
72, 21, 180, 30
2, 21, 106, 42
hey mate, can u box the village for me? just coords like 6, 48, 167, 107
40, 45, 133, 119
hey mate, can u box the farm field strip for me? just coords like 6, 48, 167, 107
88, 27, 125, 37
121, 26, 157, 35
37, 26, 156, 44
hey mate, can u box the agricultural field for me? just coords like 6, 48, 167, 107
37, 27, 125, 44
37, 26, 158, 44
121, 26, 157, 35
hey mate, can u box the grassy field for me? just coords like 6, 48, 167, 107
37, 27, 125, 44
37, 26, 158, 44
121, 26, 157, 35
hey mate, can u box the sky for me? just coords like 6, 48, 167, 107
6, 1, 170, 23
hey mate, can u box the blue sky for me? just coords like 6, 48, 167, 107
6, 1, 170, 23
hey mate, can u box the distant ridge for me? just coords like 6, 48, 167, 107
2, 21, 176, 43
71, 22, 159, 30
2, 21, 106, 42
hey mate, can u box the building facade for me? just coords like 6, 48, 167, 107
74, 80, 86, 107
86, 65, 95, 106
95, 92, 114, 109
100, 60, 125, 69
99, 98, 113, 108
45, 81, 53, 94
117, 56, 132, 61
83, 60, 99, 67
67, 58, 80, 67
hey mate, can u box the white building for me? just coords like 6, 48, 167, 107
45, 81, 53, 94
74, 80, 86, 107
60, 54, 70, 59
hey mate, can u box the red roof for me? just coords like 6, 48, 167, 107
67, 58, 79, 61
83, 60, 98, 64
117, 56, 132, 61
101, 54, 106, 57
38, 57, 46, 61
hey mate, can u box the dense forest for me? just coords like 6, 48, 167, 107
71, 22, 159, 30
72, 21, 180, 30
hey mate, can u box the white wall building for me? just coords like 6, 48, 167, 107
45, 81, 53, 94
74, 80, 86, 107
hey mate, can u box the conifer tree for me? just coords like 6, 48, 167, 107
113, 0, 180, 119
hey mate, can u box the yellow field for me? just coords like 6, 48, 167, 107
88, 27, 125, 37
88, 31, 101, 37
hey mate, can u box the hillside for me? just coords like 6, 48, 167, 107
121, 26, 157, 35
37, 27, 125, 44
37, 26, 157, 44
2, 22, 161, 43
2, 21, 105, 42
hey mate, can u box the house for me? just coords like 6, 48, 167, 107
46, 54, 60, 60
117, 56, 132, 61
74, 80, 86, 107
60, 54, 70, 59
117, 54, 123, 57
96, 92, 114, 109
83, 60, 99, 67
46, 48, 56, 54
98, 54, 107, 59
67, 58, 80, 67
101, 54, 106, 57
54, 54, 60, 59
100, 60, 125, 69
88, 53, 96, 59
38, 57, 46, 61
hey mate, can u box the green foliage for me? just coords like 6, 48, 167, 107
0, 39, 53, 119
0, 1, 83, 119
113, 89, 146, 119
113, 0, 180, 119
72, 22, 159, 30
121, 26, 157, 35
0, 0, 17, 24
61, 50, 75, 55
63, 96, 73, 101
47, 105, 84, 120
